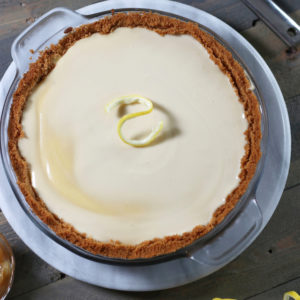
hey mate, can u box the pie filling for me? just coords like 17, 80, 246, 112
18, 27, 247, 244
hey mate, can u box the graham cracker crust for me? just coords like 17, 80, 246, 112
8, 12, 261, 259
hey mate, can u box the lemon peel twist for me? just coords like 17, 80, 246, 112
283, 291, 300, 300
105, 95, 163, 147
212, 298, 236, 300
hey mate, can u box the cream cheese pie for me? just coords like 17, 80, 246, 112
8, 12, 261, 259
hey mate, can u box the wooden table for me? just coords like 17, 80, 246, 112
0, 1, 299, 299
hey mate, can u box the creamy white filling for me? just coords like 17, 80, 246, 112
19, 27, 248, 244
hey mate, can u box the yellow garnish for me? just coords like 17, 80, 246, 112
212, 298, 236, 300
105, 95, 163, 147
283, 291, 300, 300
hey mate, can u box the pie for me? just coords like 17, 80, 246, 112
8, 12, 261, 259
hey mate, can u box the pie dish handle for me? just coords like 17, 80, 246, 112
11, 7, 87, 75
186, 198, 263, 267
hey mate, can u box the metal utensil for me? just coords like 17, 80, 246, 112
242, 0, 300, 47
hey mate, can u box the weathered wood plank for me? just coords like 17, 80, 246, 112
0, 0, 299, 299
8, 185, 300, 300
286, 95, 300, 189
242, 11, 300, 100
246, 277, 300, 299
0, 213, 62, 299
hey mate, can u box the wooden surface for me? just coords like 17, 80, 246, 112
0, 0, 300, 299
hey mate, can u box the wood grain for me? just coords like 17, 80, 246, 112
245, 277, 300, 300
242, 11, 300, 100
0, 0, 299, 299
0, 213, 62, 298
286, 95, 300, 189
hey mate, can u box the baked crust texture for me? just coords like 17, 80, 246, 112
8, 12, 261, 259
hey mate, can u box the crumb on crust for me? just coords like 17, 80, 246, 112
64, 26, 73, 34
8, 12, 261, 259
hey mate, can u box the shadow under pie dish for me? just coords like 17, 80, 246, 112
8, 12, 261, 259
